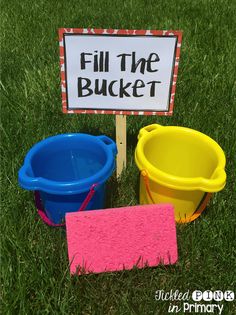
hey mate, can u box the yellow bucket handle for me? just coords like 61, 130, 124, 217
186, 193, 212, 223
141, 169, 212, 224
141, 170, 156, 204
138, 124, 162, 140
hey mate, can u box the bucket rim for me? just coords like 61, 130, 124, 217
18, 133, 117, 194
135, 125, 226, 192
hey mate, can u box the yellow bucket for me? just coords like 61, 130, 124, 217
135, 124, 226, 223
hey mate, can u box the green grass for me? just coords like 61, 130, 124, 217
1, 0, 236, 314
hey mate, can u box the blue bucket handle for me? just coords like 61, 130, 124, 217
35, 183, 99, 227
97, 135, 117, 156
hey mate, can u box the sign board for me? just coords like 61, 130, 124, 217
59, 28, 182, 116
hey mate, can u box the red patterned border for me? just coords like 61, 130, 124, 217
59, 28, 182, 116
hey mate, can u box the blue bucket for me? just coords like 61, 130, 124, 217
18, 134, 117, 224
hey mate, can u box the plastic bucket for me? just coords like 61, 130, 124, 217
135, 124, 226, 223
19, 134, 117, 224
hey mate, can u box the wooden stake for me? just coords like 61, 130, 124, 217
116, 115, 127, 178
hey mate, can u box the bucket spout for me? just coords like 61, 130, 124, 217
199, 167, 226, 192
18, 166, 40, 191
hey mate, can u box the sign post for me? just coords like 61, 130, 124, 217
116, 115, 127, 177
59, 28, 182, 176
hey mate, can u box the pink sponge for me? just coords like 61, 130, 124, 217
66, 204, 177, 275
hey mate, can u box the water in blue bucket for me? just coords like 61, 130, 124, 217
18, 134, 117, 224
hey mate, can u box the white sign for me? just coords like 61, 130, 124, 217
59, 29, 182, 115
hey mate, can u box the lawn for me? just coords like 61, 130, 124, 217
1, 0, 236, 314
